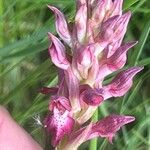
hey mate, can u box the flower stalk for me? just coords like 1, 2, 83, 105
40, 0, 144, 149
89, 108, 98, 150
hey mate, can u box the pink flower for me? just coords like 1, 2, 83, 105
42, 0, 144, 149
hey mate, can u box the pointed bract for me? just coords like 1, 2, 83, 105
68, 115, 135, 147
89, 115, 135, 142
106, 67, 143, 97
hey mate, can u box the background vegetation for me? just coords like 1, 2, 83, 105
0, 0, 150, 149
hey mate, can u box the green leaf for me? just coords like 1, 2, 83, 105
123, 0, 140, 10
131, 20, 150, 65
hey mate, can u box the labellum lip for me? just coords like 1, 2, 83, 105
44, 108, 75, 147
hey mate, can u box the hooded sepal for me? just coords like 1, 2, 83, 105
48, 5, 72, 46
48, 32, 70, 70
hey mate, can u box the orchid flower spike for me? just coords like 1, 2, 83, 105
41, 0, 144, 149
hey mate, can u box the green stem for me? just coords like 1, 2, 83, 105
0, 0, 4, 95
0, 0, 4, 48
89, 108, 98, 150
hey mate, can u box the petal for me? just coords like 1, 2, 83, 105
75, 3, 87, 43
39, 87, 58, 95
48, 5, 72, 46
80, 89, 104, 106
100, 15, 120, 41
113, 11, 131, 41
64, 68, 81, 112
105, 67, 144, 97
48, 32, 70, 70
44, 109, 74, 147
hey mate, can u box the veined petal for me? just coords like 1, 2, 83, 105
87, 58, 100, 86
100, 12, 131, 43
48, 33, 70, 70
75, 3, 87, 43
44, 108, 74, 147
89, 115, 135, 143
107, 41, 138, 71
105, 67, 144, 97
113, 11, 131, 41
48, 5, 72, 46
39, 87, 58, 95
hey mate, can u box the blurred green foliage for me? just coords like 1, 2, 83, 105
0, 0, 150, 149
